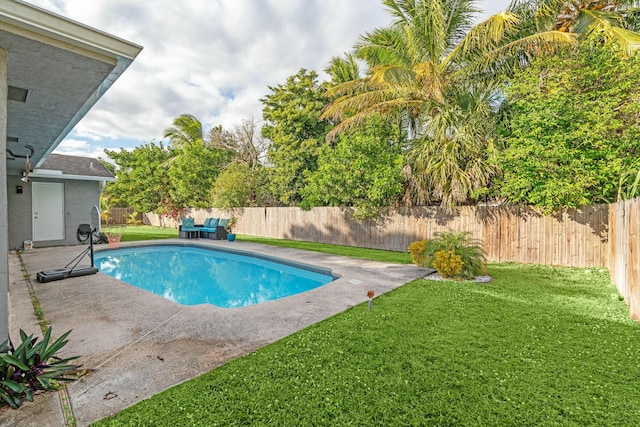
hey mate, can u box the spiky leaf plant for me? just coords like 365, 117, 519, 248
0, 327, 80, 409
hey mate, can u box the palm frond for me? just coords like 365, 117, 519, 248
460, 30, 576, 80
580, 9, 640, 56
611, 25, 640, 54
324, 54, 361, 85
444, 0, 480, 47
445, 11, 521, 67
531, 0, 570, 31
370, 64, 416, 86
382, 0, 416, 24
163, 113, 204, 147
355, 27, 412, 69
325, 97, 424, 140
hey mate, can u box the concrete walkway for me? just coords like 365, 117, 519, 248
1, 239, 429, 426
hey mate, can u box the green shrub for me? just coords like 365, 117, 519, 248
432, 250, 464, 278
407, 240, 427, 266
422, 231, 487, 278
0, 327, 80, 409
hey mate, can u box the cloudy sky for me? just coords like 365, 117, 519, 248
28, 0, 511, 158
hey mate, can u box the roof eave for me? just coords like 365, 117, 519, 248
1, 0, 143, 168
36, 55, 135, 166
0, 0, 143, 61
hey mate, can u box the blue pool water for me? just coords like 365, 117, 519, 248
94, 245, 334, 308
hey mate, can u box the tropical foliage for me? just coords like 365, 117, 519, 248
104, 143, 173, 212
103, 0, 640, 218
0, 328, 79, 409
211, 162, 270, 208
410, 231, 487, 278
104, 115, 232, 214
300, 116, 405, 219
321, 0, 575, 209
261, 69, 331, 205
516, 0, 640, 57
498, 40, 640, 211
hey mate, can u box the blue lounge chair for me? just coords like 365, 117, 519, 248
179, 217, 199, 239
199, 217, 228, 240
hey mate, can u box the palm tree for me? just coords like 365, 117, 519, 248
163, 113, 204, 148
324, 54, 361, 85
161, 113, 206, 168
161, 113, 232, 208
322, 0, 574, 209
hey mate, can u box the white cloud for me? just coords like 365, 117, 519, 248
53, 139, 107, 159
30, 0, 512, 156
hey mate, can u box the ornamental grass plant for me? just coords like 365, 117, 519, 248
411, 231, 487, 279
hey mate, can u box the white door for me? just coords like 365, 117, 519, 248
32, 182, 65, 241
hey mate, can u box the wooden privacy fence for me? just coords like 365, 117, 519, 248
147, 202, 640, 319
608, 199, 640, 320
146, 205, 610, 268
104, 207, 139, 225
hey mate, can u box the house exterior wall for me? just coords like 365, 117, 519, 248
7, 175, 101, 250
1, 48, 8, 339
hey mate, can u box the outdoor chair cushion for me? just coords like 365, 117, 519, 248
203, 217, 220, 228
218, 218, 228, 227
182, 217, 195, 228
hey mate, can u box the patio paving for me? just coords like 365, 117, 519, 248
2, 239, 430, 426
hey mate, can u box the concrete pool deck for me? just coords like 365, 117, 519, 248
2, 239, 430, 426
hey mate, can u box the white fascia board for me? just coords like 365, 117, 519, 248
30, 170, 116, 182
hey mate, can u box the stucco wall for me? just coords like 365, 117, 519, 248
6, 174, 31, 251
1, 48, 8, 339
7, 174, 101, 250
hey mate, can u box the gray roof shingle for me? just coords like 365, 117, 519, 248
39, 154, 114, 178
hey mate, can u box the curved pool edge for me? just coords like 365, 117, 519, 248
94, 239, 340, 280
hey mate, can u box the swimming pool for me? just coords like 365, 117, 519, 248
94, 245, 335, 308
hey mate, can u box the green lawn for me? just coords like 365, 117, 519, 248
100, 227, 412, 264
93, 263, 640, 426
238, 235, 412, 264
102, 225, 178, 242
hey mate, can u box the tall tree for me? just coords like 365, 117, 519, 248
211, 163, 271, 208
166, 141, 230, 208
322, 0, 574, 209
103, 142, 173, 213
497, 41, 640, 212
300, 116, 405, 219
208, 116, 272, 208
261, 69, 331, 205
207, 116, 268, 171
162, 114, 232, 208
